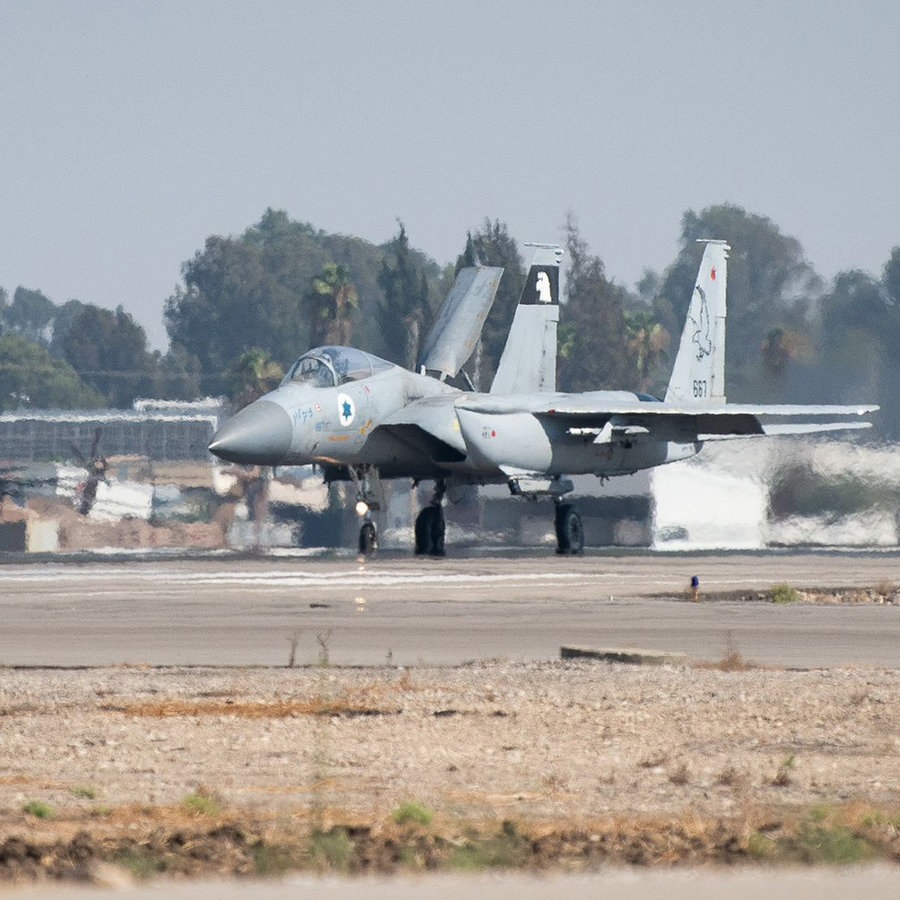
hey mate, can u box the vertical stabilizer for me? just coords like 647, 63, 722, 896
490, 244, 563, 394
664, 240, 729, 405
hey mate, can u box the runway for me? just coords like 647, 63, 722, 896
1, 551, 898, 668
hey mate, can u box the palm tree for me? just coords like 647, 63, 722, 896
625, 310, 670, 392
226, 347, 284, 409
310, 263, 358, 346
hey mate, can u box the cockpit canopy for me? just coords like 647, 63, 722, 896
282, 346, 396, 389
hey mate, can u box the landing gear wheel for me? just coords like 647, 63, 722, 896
358, 521, 378, 555
414, 505, 446, 556
555, 504, 584, 555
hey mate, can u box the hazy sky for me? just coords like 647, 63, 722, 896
1, 1, 898, 350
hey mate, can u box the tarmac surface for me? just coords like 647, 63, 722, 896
1, 549, 898, 899
11, 866, 900, 900
0, 550, 898, 668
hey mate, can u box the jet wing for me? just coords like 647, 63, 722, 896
418, 266, 503, 380
457, 395, 878, 440
375, 396, 467, 464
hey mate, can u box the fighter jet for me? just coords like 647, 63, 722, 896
209, 240, 877, 555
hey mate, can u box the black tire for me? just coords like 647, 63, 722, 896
555, 504, 584, 555
414, 506, 446, 556
358, 521, 377, 555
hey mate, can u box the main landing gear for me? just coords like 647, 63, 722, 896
554, 502, 584, 555
414, 479, 446, 557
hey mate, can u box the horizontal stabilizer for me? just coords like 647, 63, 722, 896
457, 395, 879, 419
700, 421, 873, 441
418, 266, 503, 380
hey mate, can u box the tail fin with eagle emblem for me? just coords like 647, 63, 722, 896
664, 239, 729, 406
490, 243, 563, 394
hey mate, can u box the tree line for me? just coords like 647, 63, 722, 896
2, 203, 898, 435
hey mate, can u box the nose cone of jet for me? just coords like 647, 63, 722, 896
208, 400, 292, 465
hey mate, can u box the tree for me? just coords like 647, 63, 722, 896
377, 222, 431, 368
654, 204, 821, 400
308, 263, 359, 347
164, 209, 411, 392
453, 219, 524, 388
624, 309, 670, 394
61, 305, 156, 407
0, 333, 103, 411
558, 215, 634, 392
48, 299, 90, 359
4, 287, 56, 345
152, 344, 203, 401
815, 267, 890, 419
225, 347, 284, 409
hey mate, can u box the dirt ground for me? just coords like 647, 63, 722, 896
0, 652, 898, 884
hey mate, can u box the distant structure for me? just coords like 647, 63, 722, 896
0, 399, 224, 463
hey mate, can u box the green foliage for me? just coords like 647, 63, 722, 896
655, 204, 820, 402
558, 214, 634, 392
181, 790, 222, 817
455, 219, 524, 389
308, 828, 355, 872
0, 333, 105, 411
392, 801, 434, 827
61, 305, 157, 407
225, 347, 284, 408
448, 821, 530, 870
624, 309, 670, 394
22, 800, 54, 819
70, 786, 97, 800
253, 843, 300, 877
152, 343, 203, 400
771, 584, 801, 605
4, 287, 56, 344
307, 262, 359, 347
749, 806, 876, 865
164, 208, 402, 393
112, 846, 168, 879
378, 221, 432, 368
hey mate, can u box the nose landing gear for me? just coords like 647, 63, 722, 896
350, 465, 382, 556
358, 519, 378, 555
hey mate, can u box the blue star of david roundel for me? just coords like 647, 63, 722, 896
337, 392, 355, 427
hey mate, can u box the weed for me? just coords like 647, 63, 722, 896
112, 847, 167, 880
716, 765, 743, 787
749, 807, 876, 865
253, 843, 299, 877
181, 789, 222, 817
771, 583, 801, 604
70, 786, 96, 800
771, 754, 796, 787
309, 828, 355, 872
449, 821, 531, 871
795, 820, 873, 864
22, 800, 53, 819
392, 801, 434, 827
